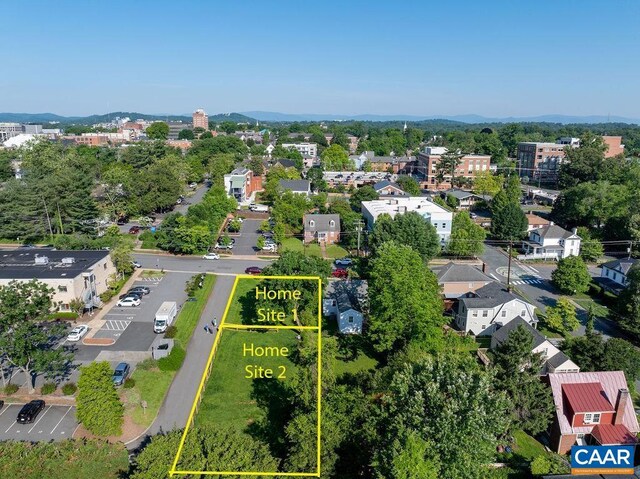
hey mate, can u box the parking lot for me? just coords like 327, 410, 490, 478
0, 404, 78, 442
228, 218, 263, 256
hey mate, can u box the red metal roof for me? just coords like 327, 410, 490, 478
561, 382, 614, 413
591, 423, 639, 445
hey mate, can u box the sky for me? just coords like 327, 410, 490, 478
1, 0, 639, 118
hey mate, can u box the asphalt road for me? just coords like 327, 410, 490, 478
0, 404, 77, 442
133, 252, 272, 276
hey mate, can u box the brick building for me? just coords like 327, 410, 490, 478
517, 142, 567, 182
303, 214, 340, 244
414, 147, 491, 189
192, 109, 208, 130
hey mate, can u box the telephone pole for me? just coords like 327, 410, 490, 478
355, 219, 365, 257
507, 241, 513, 292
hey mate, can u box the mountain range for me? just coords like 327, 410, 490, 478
0, 111, 638, 125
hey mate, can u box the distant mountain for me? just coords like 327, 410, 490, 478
207, 112, 257, 124
0, 111, 257, 125
241, 111, 640, 125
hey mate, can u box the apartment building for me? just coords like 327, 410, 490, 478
415, 147, 491, 189
282, 142, 318, 158
223, 168, 262, 203
192, 109, 208, 130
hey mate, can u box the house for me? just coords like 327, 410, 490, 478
455, 282, 538, 336
361, 197, 453, 244
0, 249, 116, 312
373, 180, 406, 196
303, 214, 340, 245
278, 179, 311, 196
349, 151, 374, 170
369, 155, 414, 174
435, 262, 493, 299
272, 159, 298, 169
323, 280, 367, 334
441, 189, 489, 209
282, 142, 317, 158
596, 258, 639, 295
526, 213, 550, 232
547, 371, 639, 454
519, 223, 581, 260
223, 168, 262, 203
345, 134, 359, 154
490, 317, 580, 374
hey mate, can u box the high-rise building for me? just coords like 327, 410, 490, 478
192, 109, 208, 130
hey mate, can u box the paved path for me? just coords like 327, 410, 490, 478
127, 275, 235, 447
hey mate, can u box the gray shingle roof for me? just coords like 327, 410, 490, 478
546, 350, 574, 369
274, 159, 297, 168
531, 224, 578, 240
602, 258, 638, 275
436, 262, 493, 284
325, 280, 368, 313
279, 179, 310, 192
491, 316, 546, 349
459, 282, 520, 309
304, 214, 340, 232
373, 180, 405, 193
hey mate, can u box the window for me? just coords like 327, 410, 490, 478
482, 310, 488, 317
521, 310, 526, 317
481, 325, 486, 329
58, 285, 68, 292
472, 310, 478, 317
501, 310, 507, 317
584, 413, 601, 424
329, 220, 335, 227
309, 220, 315, 228
348, 316, 354, 323
103, 263, 107, 270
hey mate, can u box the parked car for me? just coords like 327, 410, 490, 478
189, 182, 198, 189
112, 362, 131, 386
203, 252, 220, 260
469, 212, 478, 219
335, 258, 354, 267
67, 325, 89, 342
17, 400, 45, 424
262, 244, 277, 252
128, 286, 150, 295
131, 260, 142, 268
331, 268, 349, 278
117, 297, 141, 307
245, 267, 263, 275
262, 232, 274, 238
119, 292, 142, 301
128, 226, 141, 234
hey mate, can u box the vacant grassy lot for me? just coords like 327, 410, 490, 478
281, 238, 322, 256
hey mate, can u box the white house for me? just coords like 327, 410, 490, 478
323, 280, 367, 334
490, 317, 580, 374
455, 282, 538, 336
278, 179, 311, 196
597, 258, 639, 295
282, 142, 318, 158
519, 223, 581, 261
360, 197, 453, 244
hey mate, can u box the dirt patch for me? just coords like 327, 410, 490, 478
73, 410, 146, 443
0, 390, 76, 406
83, 337, 115, 346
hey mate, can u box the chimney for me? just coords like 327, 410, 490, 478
550, 221, 554, 226
572, 227, 578, 235
614, 388, 629, 425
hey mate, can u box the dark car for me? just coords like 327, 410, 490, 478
119, 292, 142, 301
128, 286, 150, 295
331, 268, 349, 278
245, 267, 263, 275
113, 362, 131, 386
17, 400, 45, 424
128, 226, 141, 234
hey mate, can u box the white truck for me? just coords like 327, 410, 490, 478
154, 301, 177, 334
250, 204, 269, 213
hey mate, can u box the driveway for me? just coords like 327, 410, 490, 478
231, 219, 263, 256
0, 404, 77, 441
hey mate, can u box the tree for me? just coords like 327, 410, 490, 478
551, 256, 591, 294
545, 297, 579, 335
145, 122, 169, 140
446, 211, 486, 257
504, 175, 522, 204
492, 326, 554, 435
306, 166, 326, 192
349, 185, 379, 211
369, 212, 441, 262
178, 129, 194, 140
558, 133, 608, 188
248, 157, 264, 176
368, 242, 444, 353
395, 175, 420, 195
619, 266, 640, 337
256, 235, 265, 250
110, 243, 134, 274
320, 144, 353, 171
436, 151, 463, 186
577, 227, 603, 262
490, 193, 528, 241
76, 362, 124, 436
552, 181, 629, 229
371, 354, 511, 479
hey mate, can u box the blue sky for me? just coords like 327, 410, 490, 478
1, 0, 639, 117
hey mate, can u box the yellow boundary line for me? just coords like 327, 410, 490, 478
169, 275, 322, 477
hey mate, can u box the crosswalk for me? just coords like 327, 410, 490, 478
512, 278, 545, 285
102, 320, 131, 331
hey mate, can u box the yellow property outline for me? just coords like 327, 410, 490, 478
169, 274, 322, 477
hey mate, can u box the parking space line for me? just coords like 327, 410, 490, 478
50, 406, 72, 434
5, 418, 17, 433
0, 405, 11, 418
28, 405, 51, 433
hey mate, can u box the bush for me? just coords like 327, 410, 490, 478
61, 382, 77, 395
4, 384, 18, 395
40, 382, 57, 395
164, 325, 178, 338
136, 358, 159, 371
50, 312, 78, 321
158, 345, 186, 372
123, 378, 136, 389
100, 290, 116, 302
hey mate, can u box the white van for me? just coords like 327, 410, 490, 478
154, 301, 177, 334
250, 204, 269, 213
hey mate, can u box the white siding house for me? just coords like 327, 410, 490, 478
323, 280, 367, 334
519, 223, 581, 260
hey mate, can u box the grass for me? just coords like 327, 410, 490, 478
325, 244, 348, 259
123, 274, 216, 428
196, 329, 301, 431
512, 429, 546, 461
573, 297, 609, 318
280, 238, 322, 257
140, 269, 166, 278
323, 316, 380, 377
335, 349, 378, 376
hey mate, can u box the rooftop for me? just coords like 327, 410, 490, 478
591, 423, 638, 446
562, 382, 614, 413
279, 179, 310, 192
602, 258, 638, 275
0, 249, 110, 280
491, 316, 546, 349
325, 280, 368, 313
530, 223, 578, 240
304, 214, 340, 232
435, 262, 493, 284
459, 282, 526, 309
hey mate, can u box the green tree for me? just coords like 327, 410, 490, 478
492, 326, 554, 435
619, 266, 640, 338
349, 185, 379, 211
370, 212, 441, 262
504, 174, 522, 204
545, 297, 579, 335
146, 121, 170, 140
395, 175, 420, 195
552, 181, 629, 229
436, 151, 463, 186
77, 362, 124, 436
551, 256, 591, 294
368, 241, 444, 353
447, 211, 486, 257
576, 227, 604, 262
306, 166, 326, 192
320, 144, 353, 171
473, 170, 503, 197
178, 129, 194, 140
248, 157, 264, 176
558, 133, 608, 188
110, 243, 134, 274
490, 191, 527, 241
391, 431, 440, 479
256, 235, 265, 250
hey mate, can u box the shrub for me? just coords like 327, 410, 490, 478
164, 325, 178, 339
158, 345, 186, 372
123, 378, 136, 389
136, 358, 159, 371
100, 290, 116, 302
50, 312, 79, 321
40, 382, 57, 395
61, 382, 77, 395
4, 384, 18, 395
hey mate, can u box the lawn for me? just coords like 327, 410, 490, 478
140, 269, 166, 278
196, 329, 302, 432
324, 316, 380, 377
325, 244, 348, 259
335, 349, 378, 376
512, 429, 546, 461
280, 238, 322, 257
123, 274, 216, 428
573, 297, 609, 318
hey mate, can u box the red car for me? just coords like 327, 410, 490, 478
331, 268, 348, 278
128, 226, 141, 234
245, 267, 263, 275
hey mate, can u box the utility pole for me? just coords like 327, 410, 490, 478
41, 195, 53, 240
355, 219, 364, 257
507, 241, 513, 292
